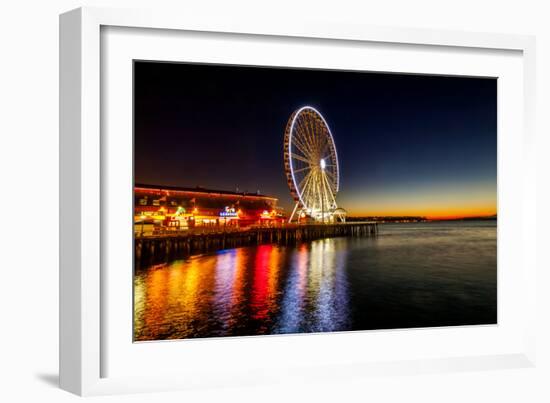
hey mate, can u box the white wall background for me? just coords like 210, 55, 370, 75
1, 0, 548, 401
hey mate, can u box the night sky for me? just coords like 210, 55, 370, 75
134, 61, 496, 219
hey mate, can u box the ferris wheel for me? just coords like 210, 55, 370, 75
283, 106, 346, 223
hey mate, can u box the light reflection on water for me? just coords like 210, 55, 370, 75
134, 222, 496, 341
134, 238, 350, 340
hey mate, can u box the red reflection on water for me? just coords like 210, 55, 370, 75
250, 245, 272, 321
250, 245, 282, 322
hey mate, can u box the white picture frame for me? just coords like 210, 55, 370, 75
59, 6, 537, 396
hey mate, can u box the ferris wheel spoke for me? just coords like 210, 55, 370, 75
299, 172, 316, 208
297, 134, 317, 163
319, 153, 334, 163
292, 140, 311, 161
313, 120, 324, 156
313, 118, 326, 153
314, 121, 325, 153
318, 132, 332, 156
320, 171, 330, 200
297, 170, 313, 190
308, 170, 321, 204
322, 163, 337, 172
298, 118, 317, 159
304, 117, 319, 156
324, 171, 338, 193
317, 174, 325, 210
309, 175, 321, 210
322, 172, 338, 205
290, 152, 314, 165
292, 135, 314, 160
324, 169, 337, 185
317, 172, 328, 211
300, 174, 315, 209
293, 166, 311, 174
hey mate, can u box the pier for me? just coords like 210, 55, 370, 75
135, 222, 378, 268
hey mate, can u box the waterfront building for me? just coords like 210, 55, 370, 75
134, 184, 285, 235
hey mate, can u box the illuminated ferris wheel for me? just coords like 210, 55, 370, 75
284, 106, 346, 223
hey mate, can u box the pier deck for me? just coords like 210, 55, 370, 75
135, 222, 378, 268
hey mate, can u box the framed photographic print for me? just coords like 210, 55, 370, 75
132, 62, 497, 341
60, 7, 537, 396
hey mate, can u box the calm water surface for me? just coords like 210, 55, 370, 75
134, 221, 496, 341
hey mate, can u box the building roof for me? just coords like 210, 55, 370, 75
135, 183, 278, 200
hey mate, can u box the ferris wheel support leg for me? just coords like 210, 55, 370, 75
288, 202, 300, 224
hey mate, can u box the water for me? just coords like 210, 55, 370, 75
133, 221, 496, 341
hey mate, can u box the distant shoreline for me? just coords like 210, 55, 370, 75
347, 215, 497, 223
431, 215, 497, 222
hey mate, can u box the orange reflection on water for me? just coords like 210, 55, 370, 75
134, 256, 217, 340
137, 266, 170, 339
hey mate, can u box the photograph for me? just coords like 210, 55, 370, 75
132, 60, 497, 342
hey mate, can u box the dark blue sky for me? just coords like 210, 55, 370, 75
134, 61, 496, 218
